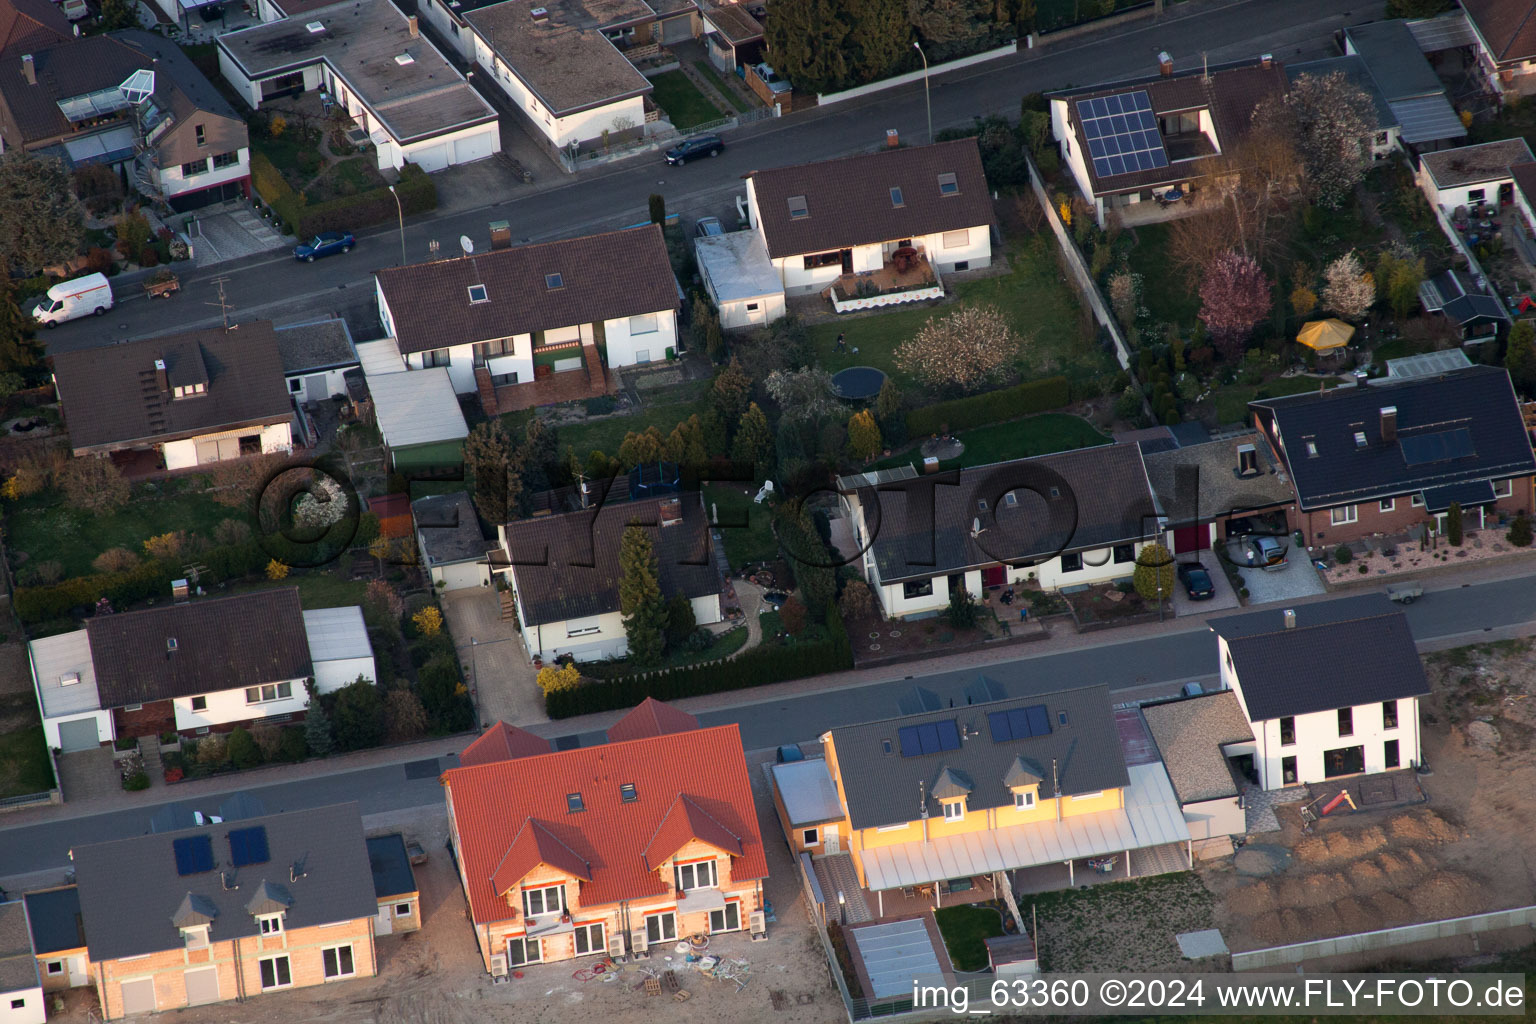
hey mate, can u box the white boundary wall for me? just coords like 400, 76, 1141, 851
1232, 905, 1536, 970
816, 43, 1018, 106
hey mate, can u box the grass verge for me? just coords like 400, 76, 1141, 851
934, 905, 1004, 973
693, 61, 751, 113
650, 70, 725, 131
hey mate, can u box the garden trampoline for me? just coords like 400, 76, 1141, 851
830, 366, 887, 400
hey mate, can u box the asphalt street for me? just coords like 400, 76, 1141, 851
2, 572, 1532, 879
43, 0, 1366, 352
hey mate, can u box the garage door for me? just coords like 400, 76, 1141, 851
452, 131, 496, 164
120, 978, 156, 1015
305, 373, 330, 402
57, 717, 99, 753
185, 967, 219, 1006
409, 143, 450, 173
439, 561, 483, 591
1172, 524, 1209, 554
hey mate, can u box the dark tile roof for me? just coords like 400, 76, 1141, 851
116, 30, 247, 164
366, 833, 417, 899
1463, 0, 1536, 62
412, 492, 487, 566
828, 684, 1129, 831
1421, 270, 1511, 327
71, 803, 377, 962
274, 317, 358, 376
1143, 433, 1294, 528
0, 901, 33, 994
52, 322, 293, 453
86, 588, 313, 708
374, 226, 678, 356
505, 494, 720, 626
23, 887, 83, 955
0, 0, 67, 58
1212, 606, 1430, 721
1248, 366, 1536, 510
1052, 58, 1288, 196
748, 139, 994, 260
853, 444, 1157, 585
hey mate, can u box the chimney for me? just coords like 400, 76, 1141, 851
1283, 608, 1296, 630
154, 358, 168, 392
408, 13, 418, 36
1236, 443, 1258, 477
1354, 370, 1368, 388
1380, 405, 1397, 443
1158, 51, 1173, 76
20, 54, 34, 86
1260, 52, 1273, 69
530, 5, 548, 19
658, 496, 682, 528
886, 128, 899, 148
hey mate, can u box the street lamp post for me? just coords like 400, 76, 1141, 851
387, 184, 405, 266
913, 42, 932, 145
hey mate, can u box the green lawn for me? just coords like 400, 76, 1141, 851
704, 483, 779, 569
1213, 375, 1338, 426
693, 61, 751, 114
1123, 221, 1201, 328
933, 905, 1004, 973
650, 71, 725, 131
555, 397, 703, 462
0, 718, 54, 798
308, 157, 383, 202
8, 484, 237, 578
806, 234, 1102, 392
226, 570, 367, 609
869, 413, 1108, 471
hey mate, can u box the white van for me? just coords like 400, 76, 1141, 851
33, 273, 113, 328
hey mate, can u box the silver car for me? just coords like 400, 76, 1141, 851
1241, 535, 1288, 571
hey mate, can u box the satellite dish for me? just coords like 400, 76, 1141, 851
119, 69, 155, 104
971, 517, 985, 537
459, 235, 474, 256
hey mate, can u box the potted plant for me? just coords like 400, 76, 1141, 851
532, 655, 543, 669
560, 910, 571, 923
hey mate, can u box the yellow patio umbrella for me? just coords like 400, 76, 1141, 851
1296, 319, 1356, 352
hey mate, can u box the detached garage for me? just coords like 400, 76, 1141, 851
29, 632, 114, 753
695, 231, 786, 330
366, 367, 469, 472
413, 492, 491, 592
303, 607, 378, 691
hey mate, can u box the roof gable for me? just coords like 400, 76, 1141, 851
374, 225, 677, 355
749, 139, 993, 259
459, 720, 551, 766
490, 819, 593, 894
643, 793, 744, 867
606, 696, 699, 743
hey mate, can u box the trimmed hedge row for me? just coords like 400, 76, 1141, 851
544, 609, 853, 719
249, 156, 438, 239
15, 540, 271, 623
906, 376, 1071, 437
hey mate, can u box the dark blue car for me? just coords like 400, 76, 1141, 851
293, 231, 355, 262
1177, 561, 1215, 600
665, 135, 723, 166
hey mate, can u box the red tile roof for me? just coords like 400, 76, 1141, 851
443, 722, 767, 921
643, 794, 743, 868
491, 819, 593, 893
459, 721, 551, 767
605, 696, 699, 743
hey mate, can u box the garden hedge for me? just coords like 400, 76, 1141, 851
249, 156, 437, 238
544, 608, 853, 719
15, 540, 270, 623
906, 376, 1071, 437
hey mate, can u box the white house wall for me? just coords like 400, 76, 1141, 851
714, 292, 784, 330
219, 48, 266, 108
158, 148, 251, 198
521, 608, 629, 662
914, 225, 991, 273
41, 710, 114, 751
1180, 795, 1245, 842
171, 676, 311, 731
314, 656, 377, 693
1028, 543, 1143, 590
287, 367, 351, 402
1050, 97, 1098, 212
1244, 699, 1421, 790
161, 423, 292, 471
1417, 166, 1513, 216
400, 121, 501, 173
689, 593, 723, 626
0, 986, 44, 1024
602, 310, 678, 365
472, 31, 644, 148
431, 559, 489, 591
420, 0, 475, 61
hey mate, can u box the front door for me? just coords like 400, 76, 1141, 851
374, 903, 393, 935
67, 956, 89, 988
983, 566, 1006, 588
840, 249, 853, 274
824, 823, 840, 854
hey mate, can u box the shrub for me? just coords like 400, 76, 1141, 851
214, 519, 252, 546
665, 592, 696, 648
195, 734, 228, 765
30, 560, 62, 585
278, 726, 308, 762
92, 547, 139, 573
142, 531, 186, 560
384, 688, 429, 743
838, 579, 876, 620
123, 770, 150, 791
419, 653, 473, 733
906, 376, 1070, 437
1508, 511, 1533, 548
332, 677, 385, 751
58, 457, 131, 513
1334, 544, 1353, 564
266, 559, 290, 580
537, 662, 581, 696
226, 726, 260, 769
411, 605, 443, 638
779, 596, 808, 635
1446, 501, 1463, 546
304, 691, 334, 757
946, 588, 978, 629
251, 723, 284, 761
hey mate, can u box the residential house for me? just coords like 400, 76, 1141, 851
1247, 365, 1536, 547
1048, 54, 1289, 228
494, 489, 722, 662
413, 492, 491, 591
71, 803, 378, 1019
0, 26, 251, 211
217, 0, 500, 173
447, 0, 656, 158
51, 322, 293, 471
1418, 268, 1510, 343
814, 684, 1191, 915
27, 588, 375, 752
743, 139, 993, 304
1211, 597, 1429, 789
23, 887, 86, 994
373, 226, 680, 414
769, 757, 847, 857
1461, 0, 1536, 101
694, 230, 786, 330
1142, 432, 1296, 556
0, 901, 42, 1024
1341, 21, 1467, 153
440, 704, 769, 973
363, 368, 469, 471
0, 0, 68, 60
837, 444, 1160, 620
1284, 56, 1400, 160
276, 317, 359, 405
1140, 691, 1253, 855
365, 834, 421, 936
1417, 137, 1535, 215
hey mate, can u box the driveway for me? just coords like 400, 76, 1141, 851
186, 202, 287, 267
55, 747, 118, 804
440, 588, 546, 729
1170, 549, 1239, 617
1226, 540, 1327, 605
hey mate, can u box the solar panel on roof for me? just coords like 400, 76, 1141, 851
228, 826, 270, 867
1400, 427, 1475, 466
987, 711, 1012, 742
934, 720, 961, 751
1025, 705, 1051, 737
915, 722, 941, 754
1076, 90, 1169, 178
173, 835, 214, 876
897, 725, 922, 756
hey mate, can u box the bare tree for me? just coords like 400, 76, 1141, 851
1254, 71, 1374, 210
895, 305, 1021, 394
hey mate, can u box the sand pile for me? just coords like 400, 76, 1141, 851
1387, 810, 1462, 845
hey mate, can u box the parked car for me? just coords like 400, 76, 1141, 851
1181, 682, 1205, 698
32, 272, 112, 327
60, 0, 89, 20
1176, 561, 1215, 600
293, 231, 355, 262
1240, 535, 1288, 571
665, 135, 723, 165
775, 744, 805, 763
695, 216, 724, 238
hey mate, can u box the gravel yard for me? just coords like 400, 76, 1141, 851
1025, 872, 1219, 973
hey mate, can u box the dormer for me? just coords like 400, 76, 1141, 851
644, 794, 744, 887
245, 879, 293, 934
490, 819, 592, 917
932, 765, 972, 821
173, 892, 218, 948
1003, 756, 1044, 810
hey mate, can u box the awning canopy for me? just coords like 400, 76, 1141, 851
859, 763, 1190, 891
1297, 319, 1355, 351
60, 125, 138, 168
1420, 480, 1497, 513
